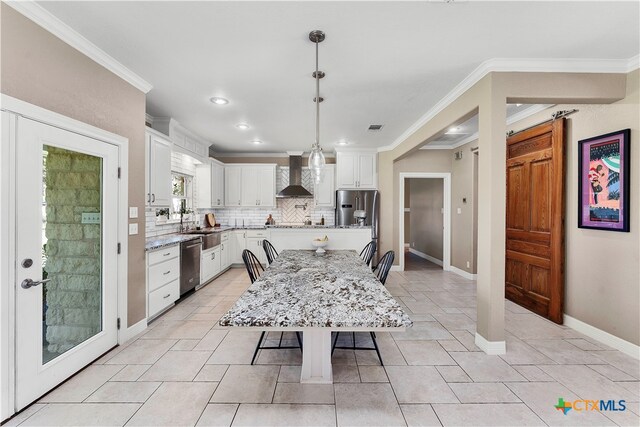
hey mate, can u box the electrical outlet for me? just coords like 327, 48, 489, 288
129, 207, 138, 219
457, 207, 462, 214
81, 213, 101, 224
129, 223, 138, 235
412, 242, 415, 248
466, 261, 470, 268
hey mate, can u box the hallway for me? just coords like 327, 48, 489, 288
404, 249, 442, 272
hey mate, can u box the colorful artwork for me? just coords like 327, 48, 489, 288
578, 129, 630, 232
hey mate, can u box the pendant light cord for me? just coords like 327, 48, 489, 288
315, 39, 320, 147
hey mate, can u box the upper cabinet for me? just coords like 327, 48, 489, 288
336, 151, 377, 189
211, 161, 225, 207
224, 166, 242, 207
314, 164, 335, 207
196, 159, 225, 209
152, 117, 208, 161
225, 165, 276, 208
146, 129, 172, 206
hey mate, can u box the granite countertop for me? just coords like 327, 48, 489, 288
146, 225, 371, 251
266, 224, 371, 229
219, 250, 413, 329
145, 234, 202, 251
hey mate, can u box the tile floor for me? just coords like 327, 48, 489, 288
7, 262, 640, 426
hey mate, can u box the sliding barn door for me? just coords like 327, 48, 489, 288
505, 119, 566, 324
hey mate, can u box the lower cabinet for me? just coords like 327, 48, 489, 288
201, 246, 221, 285
146, 245, 181, 320
201, 232, 232, 285
231, 230, 246, 264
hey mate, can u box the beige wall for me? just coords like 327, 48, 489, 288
378, 70, 628, 344
451, 140, 479, 274
1, 5, 148, 326
409, 178, 443, 261
506, 70, 639, 345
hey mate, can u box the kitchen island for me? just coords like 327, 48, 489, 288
219, 250, 412, 383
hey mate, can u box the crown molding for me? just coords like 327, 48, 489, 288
379, 56, 638, 153
5, 1, 153, 94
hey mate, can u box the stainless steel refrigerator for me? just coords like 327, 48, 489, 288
335, 190, 380, 261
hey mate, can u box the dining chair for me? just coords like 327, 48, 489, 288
331, 250, 395, 366
360, 240, 376, 267
262, 239, 279, 265
242, 249, 302, 365
374, 250, 395, 285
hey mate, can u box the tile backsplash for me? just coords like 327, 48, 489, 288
145, 163, 335, 237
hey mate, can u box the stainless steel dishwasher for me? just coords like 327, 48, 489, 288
180, 237, 202, 295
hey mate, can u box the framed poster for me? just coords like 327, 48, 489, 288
578, 129, 630, 232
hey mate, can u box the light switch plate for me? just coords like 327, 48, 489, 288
129, 223, 138, 235
457, 208, 462, 214
129, 207, 138, 219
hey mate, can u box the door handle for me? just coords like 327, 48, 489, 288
21, 278, 51, 289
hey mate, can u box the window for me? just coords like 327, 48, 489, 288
156, 172, 194, 223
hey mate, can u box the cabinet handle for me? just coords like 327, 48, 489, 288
147, 193, 151, 203
163, 293, 171, 299
152, 194, 156, 202
221, 244, 224, 250
163, 270, 171, 275
212, 253, 215, 259
163, 252, 171, 256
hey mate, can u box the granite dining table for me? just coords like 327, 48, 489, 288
219, 249, 413, 384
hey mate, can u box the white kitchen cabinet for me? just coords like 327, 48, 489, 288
146, 244, 180, 320
225, 165, 276, 207
240, 167, 259, 207
196, 160, 225, 209
201, 246, 222, 285
225, 166, 242, 206
314, 165, 335, 207
201, 247, 215, 284
220, 233, 230, 270
195, 163, 211, 208
246, 229, 270, 265
146, 129, 172, 206
257, 167, 276, 207
336, 151, 377, 189
231, 230, 246, 264
211, 161, 225, 207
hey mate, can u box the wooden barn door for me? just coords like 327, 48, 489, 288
505, 119, 566, 323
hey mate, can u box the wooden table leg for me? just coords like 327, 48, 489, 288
300, 329, 332, 384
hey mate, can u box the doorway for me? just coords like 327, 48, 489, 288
2, 97, 127, 414
399, 173, 451, 271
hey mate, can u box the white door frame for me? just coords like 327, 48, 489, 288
0, 95, 129, 421
398, 172, 451, 272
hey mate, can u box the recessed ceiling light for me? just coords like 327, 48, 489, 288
337, 139, 348, 145
236, 123, 250, 130
210, 97, 229, 105
251, 140, 263, 145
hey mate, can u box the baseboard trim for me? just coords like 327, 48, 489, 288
563, 314, 640, 360
448, 265, 477, 280
475, 333, 506, 355
119, 318, 147, 344
390, 265, 403, 272
408, 248, 443, 266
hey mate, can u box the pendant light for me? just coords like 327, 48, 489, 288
308, 30, 326, 183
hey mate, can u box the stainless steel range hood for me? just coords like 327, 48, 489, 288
277, 155, 313, 198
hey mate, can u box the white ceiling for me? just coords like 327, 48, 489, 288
37, 1, 639, 153
423, 103, 543, 148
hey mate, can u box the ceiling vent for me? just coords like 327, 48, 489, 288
368, 124, 384, 131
